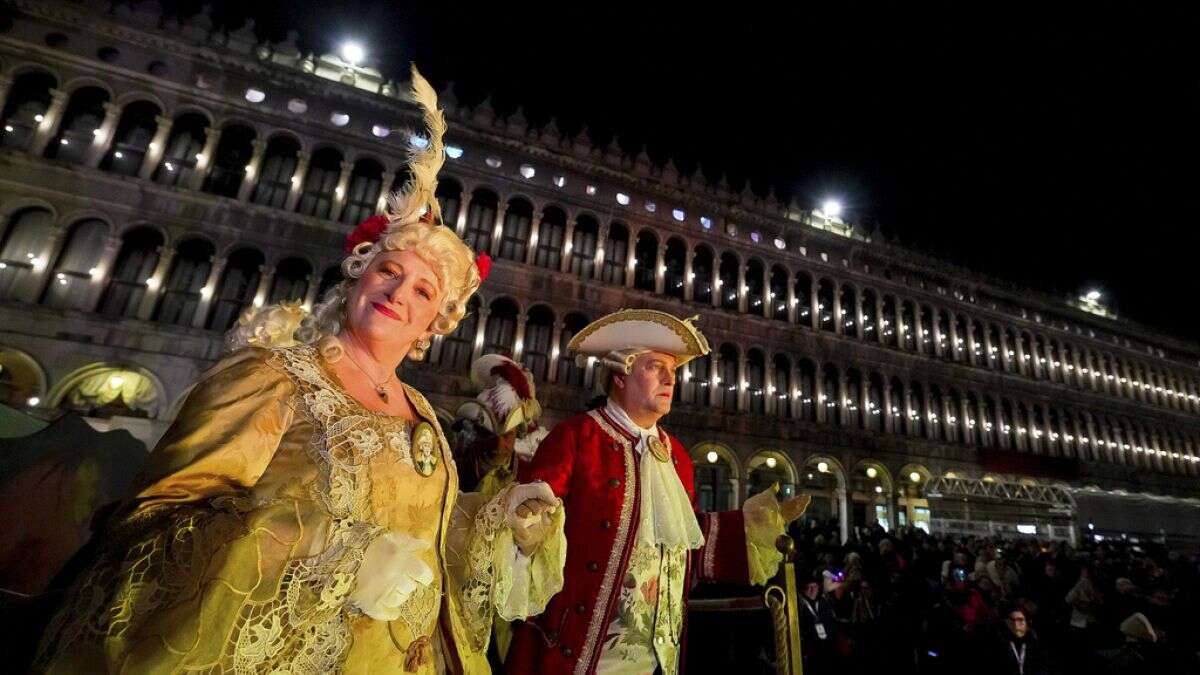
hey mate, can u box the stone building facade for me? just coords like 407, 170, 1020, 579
2, 1, 1198, 544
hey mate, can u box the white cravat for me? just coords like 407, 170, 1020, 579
604, 401, 704, 550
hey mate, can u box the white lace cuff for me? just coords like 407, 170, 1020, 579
742, 490, 786, 586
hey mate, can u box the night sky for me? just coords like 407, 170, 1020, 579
174, 1, 1200, 342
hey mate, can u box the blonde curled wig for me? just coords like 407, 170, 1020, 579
296, 217, 481, 362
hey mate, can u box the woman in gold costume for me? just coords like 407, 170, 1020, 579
34, 67, 565, 674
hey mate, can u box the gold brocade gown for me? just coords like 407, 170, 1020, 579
34, 345, 507, 674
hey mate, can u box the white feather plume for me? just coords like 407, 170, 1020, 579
385, 64, 447, 228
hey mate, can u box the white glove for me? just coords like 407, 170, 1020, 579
506, 481, 560, 555
349, 531, 434, 621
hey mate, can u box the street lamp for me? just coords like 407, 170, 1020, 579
821, 199, 842, 219
340, 41, 365, 67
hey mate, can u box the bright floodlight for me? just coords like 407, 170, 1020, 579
1085, 290, 1102, 301
821, 199, 842, 218
340, 42, 365, 66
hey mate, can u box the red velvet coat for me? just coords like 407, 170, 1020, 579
505, 408, 751, 675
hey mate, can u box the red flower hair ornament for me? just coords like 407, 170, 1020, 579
343, 214, 493, 282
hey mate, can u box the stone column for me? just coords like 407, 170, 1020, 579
853, 286, 865, 340
375, 170, 395, 214
560, 217, 578, 274
0, 74, 12, 115
653, 241, 667, 294
283, 150, 312, 212
833, 283, 845, 336
810, 283, 821, 330
547, 320, 564, 384
250, 264, 275, 310
736, 261, 747, 313
736, 352, 748, 412
786, 276, 797, 323
710, 261, 721, 308
136, 246, 175, 320
470, 306, 491, 362
683, 247, 695, 302
512, 312, 528, 362
491, 202, 510, 258
138, 115, 174, 179
29, 88, 70, 156
709, 352, 722, 408
237, 138, 269, 201
835, 487, 850, 544
23, 224, 66, 303
761, 265, 771, 319
329, 160, 354, 222
875, 298, 886, 344
191, 255, 227, 328
188, 125, 223, 190
85, 101, 122, 168
932, 310, 946, 358
85, 234, 124, 311
455, 191, 473, 237
592, 221, 608, 280
526, 209, 543, 266
301, 274, 320, 311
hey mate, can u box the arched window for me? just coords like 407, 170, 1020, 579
41, 218, 107, 310
435, 180, 462, 229
632, 231, 657, 291
521, 306, 554, 381
691, 246, 713, 304
464, 189, 498, 253
47, 87, 110, 164
817, 280, 836, 332
498, 198, 533, 262
719, 344, 738, 410
483, 298, 519, 357
340, 159, 384, 225
841, 285, 859, 336
746, 349, 766, 414
568, 215, 600, 279
556, 313, 590, 387
205, 248, 263, 331
0, 347, 44, 408
202, 124, 255, 198
99, 100, 160, 174
718, 253, 738, 311
773, 354, 793, 418
268, 257, 312, 304
98, 226, 163, 318
153, 238, 213, 326
152, 112, 208, 186
251, 136, 300, 208
0, 71, 56, 151
297, 147, 342, 219
0, 207, 54, 301
694, 444, 736, 511
533, 207, 565, 270
601, 222, 628, 285
436, 297, 479, 372
663, 238, 687, 299
744, 260, 765, 313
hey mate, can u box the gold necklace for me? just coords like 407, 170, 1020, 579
343, 347, 394, 403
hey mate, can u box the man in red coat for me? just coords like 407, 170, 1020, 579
506, 309, 809, 675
